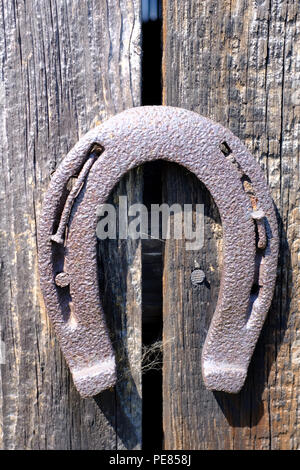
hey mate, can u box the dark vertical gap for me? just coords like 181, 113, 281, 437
141, 0, 162, 105
141, 0, 163, 450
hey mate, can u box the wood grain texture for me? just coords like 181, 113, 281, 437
162, 163, 222, 449
0, 0, 141, 449
162, 0, 300, 450
97, 168, 143, 451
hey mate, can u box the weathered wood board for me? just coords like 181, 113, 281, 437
0, 0, 142, 450
1, 0, 299, 451
162, 0, 300, 449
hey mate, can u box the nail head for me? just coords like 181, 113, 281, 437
55, 272, 70, 287
191, 269, 206, 286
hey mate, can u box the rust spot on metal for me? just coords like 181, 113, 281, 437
38, 106, 279, 397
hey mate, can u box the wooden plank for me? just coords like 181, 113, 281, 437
97, 169, 143, 451
162, 0, 300, 450
0, 0, 142, 449
162, 163, 222, 450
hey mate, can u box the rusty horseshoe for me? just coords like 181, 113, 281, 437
38, 106, 278, 397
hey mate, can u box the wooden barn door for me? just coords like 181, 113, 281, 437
0, 0, 143, 450
0, 0, 299, 450
162, 0, 300, 450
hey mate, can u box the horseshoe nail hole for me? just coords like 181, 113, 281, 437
241, 175, 254, 194
241, 175, 258, 209
89, 143, 104, 156
219, 141, 232, 156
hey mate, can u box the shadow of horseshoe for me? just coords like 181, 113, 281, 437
38, 106, 279, 397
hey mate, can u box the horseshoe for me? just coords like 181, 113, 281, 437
38, 106, 278, 397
